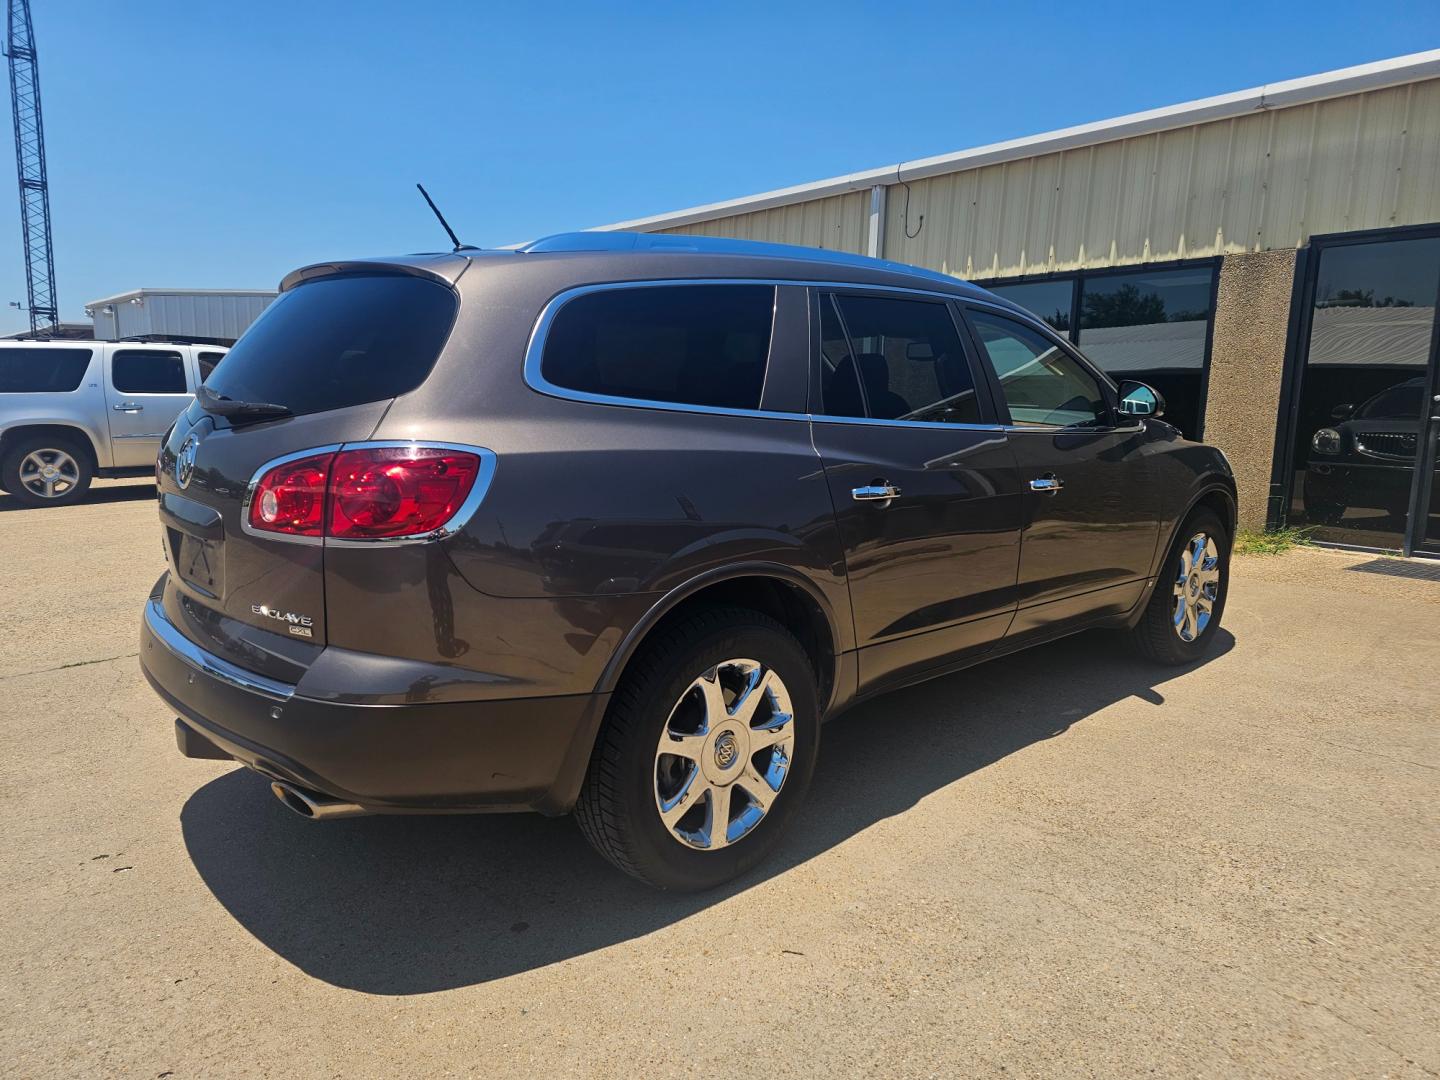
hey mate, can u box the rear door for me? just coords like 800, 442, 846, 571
153, 272, 459, 673
103, 346, 194, 466
961, 304, 1161, 641
810, 289, 1023, 694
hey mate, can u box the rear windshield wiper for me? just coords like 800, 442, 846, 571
195, 384, 291, 420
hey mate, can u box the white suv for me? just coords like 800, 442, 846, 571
0, 339, 225, 506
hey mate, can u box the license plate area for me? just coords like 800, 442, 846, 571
169, 526, 226, 598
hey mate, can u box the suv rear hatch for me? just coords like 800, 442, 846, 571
155, 266, 461, 678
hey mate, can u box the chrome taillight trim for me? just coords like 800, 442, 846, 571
240, 440, 497, 548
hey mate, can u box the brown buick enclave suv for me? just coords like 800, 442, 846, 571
140, 232, 1235, 889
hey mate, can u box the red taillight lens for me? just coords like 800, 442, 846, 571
328, 447, 482, 540
248, 452, 335, 537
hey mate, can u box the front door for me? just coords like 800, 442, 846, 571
809, 290, 1023, 694
1282, 230, 1440, 557
962, 305, 1161, 641
103, 346, 195, 467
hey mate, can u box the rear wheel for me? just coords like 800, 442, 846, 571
2, 436, 92, 508
575, 607, 819, 890
1131, 508, 1230, 665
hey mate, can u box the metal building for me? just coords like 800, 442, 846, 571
597, 50, 1440, 556
84, 288, 276, 345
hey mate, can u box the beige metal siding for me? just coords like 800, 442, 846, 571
884, 79, 1440, 276
637, 79, 1440, 279
653, 191, 869, 253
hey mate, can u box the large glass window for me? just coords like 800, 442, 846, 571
819, 293, 980, 424
1077, 269, 1213, 439
0, 347, 92, 393
969, 310, 1106, 428
986, 280, 1072, 332
976, 263, 1217, 439
541, 285, 774, 411
1286, 235, 1440, 550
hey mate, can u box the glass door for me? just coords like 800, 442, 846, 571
1285, 231, 1440, 554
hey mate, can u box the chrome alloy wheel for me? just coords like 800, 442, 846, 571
1173, 532, 1221, 642
17, 448, 80, 500
653, 658, 795, 851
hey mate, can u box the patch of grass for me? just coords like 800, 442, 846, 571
1234, 526, 1315, 556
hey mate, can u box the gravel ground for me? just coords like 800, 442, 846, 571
2, 478, 1436, 1079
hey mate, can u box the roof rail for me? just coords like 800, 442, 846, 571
515, 231, 964, 286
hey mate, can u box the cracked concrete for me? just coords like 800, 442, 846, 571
1, 477, 1436, 1078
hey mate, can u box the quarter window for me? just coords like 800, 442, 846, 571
112, 350, 187, 394
968, 311, 1107, 428
819, 293, 980, 424
540, 285, 775, 411
0, 347, 92, 393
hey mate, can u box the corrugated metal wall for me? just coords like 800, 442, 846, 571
93, 293, 275, 342
655, 191, 869, 253
642, 79, 1440, 279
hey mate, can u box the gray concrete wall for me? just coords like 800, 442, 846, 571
1204, 249, 1298, 530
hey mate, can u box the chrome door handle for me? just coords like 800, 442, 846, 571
113, 402, 143, 412
1029, 474, 1064, 494
852, 483, 901, 503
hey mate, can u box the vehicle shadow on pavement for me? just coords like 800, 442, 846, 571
0, 483, 155, 512
181, 626, 1234, 995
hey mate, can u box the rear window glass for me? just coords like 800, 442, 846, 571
204, 275, 457, 417
540, 285, 774, 410
0, 347, 92, 393
113, 350, 186, 394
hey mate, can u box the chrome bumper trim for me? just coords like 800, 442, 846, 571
144, 597, 296, 702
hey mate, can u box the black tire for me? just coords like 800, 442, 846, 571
1, 435, 93, 508
575, 606, 820, 891
1131, 507, 1231, 665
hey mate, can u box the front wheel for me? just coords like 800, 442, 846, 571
575, 607, 819, 890
1131, 508, 1230, 665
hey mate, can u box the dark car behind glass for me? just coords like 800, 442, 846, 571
140, 233, 1236, 889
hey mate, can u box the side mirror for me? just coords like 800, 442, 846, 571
1118, 380, 1165, 419
1330, 403, 1355, 421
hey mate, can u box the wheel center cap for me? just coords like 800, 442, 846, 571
713, 731, 739, 769
41, 465, 57, 478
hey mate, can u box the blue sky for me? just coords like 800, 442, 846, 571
4, 0, 1439, 333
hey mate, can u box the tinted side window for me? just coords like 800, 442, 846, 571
197, 350, 226, 381
968, 311, 1107, 428
112, 350, 187, 394
541, 285, 774, 410
0, 347, 92, 393
820, 293, 980, 424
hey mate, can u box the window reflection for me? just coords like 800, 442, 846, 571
1288, 236, 1440, 549
1077, 270, 1213, 439
978, 265, 1217, 440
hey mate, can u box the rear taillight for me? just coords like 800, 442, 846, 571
329, 447, 482, 540
245, 444, 486, 542
248, 452, 333, 537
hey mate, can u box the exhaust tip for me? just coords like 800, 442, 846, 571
269, 779, 370, 821
271, 781, 316, 818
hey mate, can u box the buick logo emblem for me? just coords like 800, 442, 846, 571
713, 732, 739, 769
175, 435, 198, 489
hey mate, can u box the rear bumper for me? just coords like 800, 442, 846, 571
140, 593, 609, 815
